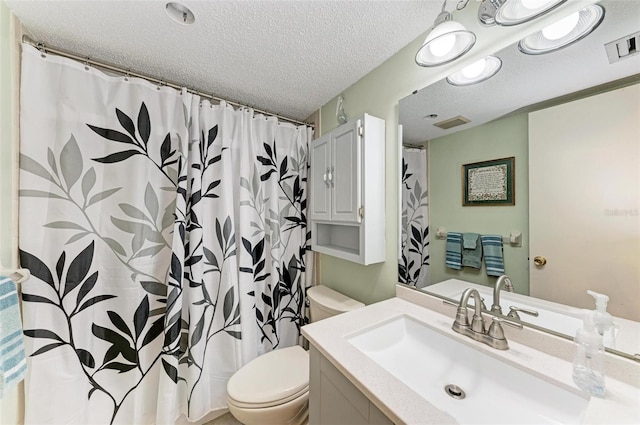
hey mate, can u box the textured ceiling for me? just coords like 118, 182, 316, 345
400, 0, 640, 144
5, 0, 443, 121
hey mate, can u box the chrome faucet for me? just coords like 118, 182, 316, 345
491, 275, 514, 315
453, 287, 522, 350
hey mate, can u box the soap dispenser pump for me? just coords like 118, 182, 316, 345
572, 310, 606, 397
587, 290, 614, 342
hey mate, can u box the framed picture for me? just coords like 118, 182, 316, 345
462, 157, 515, 206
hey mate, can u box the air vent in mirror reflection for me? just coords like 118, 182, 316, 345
433, 115, 471, 130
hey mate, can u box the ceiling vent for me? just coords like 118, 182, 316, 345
433, 115, 470, 130
605, 31, 640, 64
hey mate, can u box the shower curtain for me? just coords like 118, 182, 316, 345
17, 44, 311, 424
399, 147, 429, 288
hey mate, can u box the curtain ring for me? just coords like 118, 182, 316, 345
36, 42, 47, 58
83, 57, 90, 71
124, 69, 130, 82
157, 79, 164, 91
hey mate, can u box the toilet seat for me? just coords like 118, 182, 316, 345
227, 385, 308, 409
227, 345, 310, 408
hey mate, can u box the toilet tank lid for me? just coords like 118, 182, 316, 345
307, 285, 364, 312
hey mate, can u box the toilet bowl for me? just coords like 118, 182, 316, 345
226, 345, 309, 425
226, 285, 364, 425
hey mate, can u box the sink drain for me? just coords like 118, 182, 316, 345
444, 384, 466, 400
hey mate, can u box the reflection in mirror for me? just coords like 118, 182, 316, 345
398, 0, 640, 360
399, 146, 429, 288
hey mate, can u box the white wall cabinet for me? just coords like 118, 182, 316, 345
310, 114, 385, 265
309, 346, 394, 425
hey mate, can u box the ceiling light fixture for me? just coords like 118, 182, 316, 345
415, 0, 476, 67
519, 5, 604, 55
446, 55, 502, 86
166, 2, 195, 25
495, 0, 567, 26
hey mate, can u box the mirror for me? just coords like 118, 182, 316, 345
398, 0, 640, 360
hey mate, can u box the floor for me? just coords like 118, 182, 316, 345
204, 412, 242, 425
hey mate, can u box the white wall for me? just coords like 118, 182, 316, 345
0, 3, 24, 423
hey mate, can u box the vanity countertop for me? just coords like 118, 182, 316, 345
301, 294, 640, 425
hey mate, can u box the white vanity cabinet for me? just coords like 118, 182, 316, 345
310, 114, 385, 265
309, 346, 394, 425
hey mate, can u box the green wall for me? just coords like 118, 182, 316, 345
428, 113, 530, 294
318, 40, 419, 305
316, 31, 475, 305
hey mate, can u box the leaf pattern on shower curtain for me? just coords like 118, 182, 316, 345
399, 151, 430, 288
241, 140, 308, 348
19, 46, 310, 425
19, 102, 185, 423
19, 242, 167, 423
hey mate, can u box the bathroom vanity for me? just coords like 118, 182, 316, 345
302, 285, 640, 425
309, 346, 393, 425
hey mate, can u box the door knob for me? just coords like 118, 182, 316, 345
533, 256, 547, 267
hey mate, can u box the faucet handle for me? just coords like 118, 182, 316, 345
471, 312, 485, 334
508, 305, 539, 320
443, 298, 470, 326
487, 317, 523, 340
454, 306, 471, 327
487, 317, 506, 340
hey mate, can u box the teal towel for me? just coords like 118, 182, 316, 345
462, 233, 482, 269
0, 276, 27, 397
480, 235, 505, 277
445, 232, 462, 270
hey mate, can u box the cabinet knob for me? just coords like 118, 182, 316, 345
533, 256, 547, 267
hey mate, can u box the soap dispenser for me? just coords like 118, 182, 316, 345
587, 290, 615, 345
572, 310, 606, 397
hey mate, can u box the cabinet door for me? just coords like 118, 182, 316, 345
331, 119, 362, 223
310, 134, 331, 221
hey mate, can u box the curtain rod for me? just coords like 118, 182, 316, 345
22, 35, 314, 128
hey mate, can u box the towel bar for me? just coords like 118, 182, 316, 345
0, 265, 31, 284
435, 227, 522, 247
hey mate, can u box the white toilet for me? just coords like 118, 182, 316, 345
226, 285, 364, 425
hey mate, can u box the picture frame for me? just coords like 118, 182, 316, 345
462, 157, 515, 206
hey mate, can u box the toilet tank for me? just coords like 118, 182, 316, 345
307, 285, 364, 322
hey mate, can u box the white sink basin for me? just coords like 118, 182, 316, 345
347, 315, 589, 425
